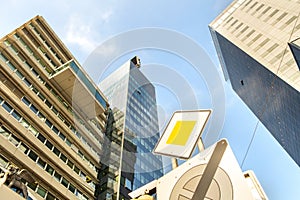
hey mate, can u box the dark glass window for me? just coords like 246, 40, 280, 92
45, 140, 53, 150
46, 165, 54, 175
37, 158, 46, 169
45, 119, 52, 128
74, 165, 80, 174
23, 78, 31, 87
19, 143, 29, 154
12, 110, 21, 121
60, 153, 67, 163
22, 97, 31, 106
53, 147, 60, 156
46, 192, 55, 200
54, 171, 61, 182
67, 160, 74, 169
27, 182, 37, 191
45, 99, 52, 108
37, 185, 46, 198
59, 132, 65, 140
2, 102, 13, 113
28, 150, 38, 162
52, 126, 59, 134
61, 177, 69, 188
30, 104, 38, 114
68, 183, 76, 193
37, 133, 46, 143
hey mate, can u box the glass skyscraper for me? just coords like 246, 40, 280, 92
96, 57, 163, 200
209, 0, 300, 165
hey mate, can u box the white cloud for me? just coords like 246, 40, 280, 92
65, 15, 98, 54
64, 9, 114, 55
101, 10, 114, 23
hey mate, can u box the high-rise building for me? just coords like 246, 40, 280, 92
209, 0, 300, 165
0, 16, 109, 199
97, 57, 163, 200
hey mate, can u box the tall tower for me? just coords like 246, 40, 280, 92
97, 57, 163, 200
209, 0, 300, 165
0, 16, 108, 199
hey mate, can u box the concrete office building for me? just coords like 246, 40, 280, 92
210, 0, 300, 165
0, 16, 109, 199
97, 57, 163, 200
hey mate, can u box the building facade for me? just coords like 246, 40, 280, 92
97, 57, 163, 200
0, 16, 109, 199
210, 0, 300, 165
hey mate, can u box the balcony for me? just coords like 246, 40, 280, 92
49, 60, 108, 119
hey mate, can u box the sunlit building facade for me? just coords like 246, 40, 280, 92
97, 57, 163, 200
210, 0, 300, 165
0, 15, 109, 199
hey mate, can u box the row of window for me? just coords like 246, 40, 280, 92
0, 96, 96, 191
0, 46, 101, 170
240, 0, 298, 30
225, 15, 299, 68
12, 31, 104, 151
34, 18, 72, 63
0, 125, 89, 200
28, 23, 64, 68
21, 95, 98, 171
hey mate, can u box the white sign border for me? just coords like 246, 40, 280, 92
153, 110, 212, 159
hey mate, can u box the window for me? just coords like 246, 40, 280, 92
0, 126, 10, 138
46, 192, 56, 200
12, 110, 21, 121
46, 165, 54, 176
60, 153, 67, 163
280, 16, 297, 30
38, 92, 46, 101
37, 133, 46, 143
21, 118, 30, 129
9, 135, 20, 146
68, 183, 76, 193
30, 104, 39, 114
45, 119, 53, 128
23, 78, 31, 87
67, 160, 74, 169
19, 143, 29, 154
37, 112, 46, 121
61, 177, 69, 188
15, 70, 24, 79
59, 132, 65, 140
80, 171, 86, 180
52, 126, 59, 134
0, 155, 8, 167
2, 102, 13, 113
52, 106, 58, 115
36, 185, 47, 198
74, 166, 80, 174
37, 158, 46, 169
66, 138, 72, 146
28, 150, 38, 162
45, 100, 52, 108
29, 126, 39, 136
53, 147, 60, 157
22, 97, 31, 106
27, 182, 37, 191
7, 62, 16, 71
45, 140, 53, 150
54, 171, 61, 182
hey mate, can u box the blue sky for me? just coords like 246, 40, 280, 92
1, 0, 300, 199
